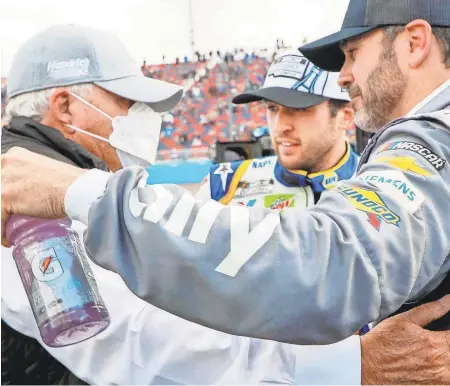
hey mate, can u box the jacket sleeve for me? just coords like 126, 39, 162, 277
66, 119, 450, 345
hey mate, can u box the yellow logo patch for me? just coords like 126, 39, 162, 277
335, 184, 400, 230
374, 156, 432, 177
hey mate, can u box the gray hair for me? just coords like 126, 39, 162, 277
384, 26, 450, 68
3, 83, 94, 124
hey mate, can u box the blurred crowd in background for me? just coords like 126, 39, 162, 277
1, 44, 356, 161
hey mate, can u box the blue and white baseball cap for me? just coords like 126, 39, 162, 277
233, 51, 349, 109
7, 25, 184, 112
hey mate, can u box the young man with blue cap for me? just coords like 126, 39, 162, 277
197, 51, 359, 213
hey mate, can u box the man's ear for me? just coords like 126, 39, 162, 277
336, 104, 355, 132
402, 19, 433, 69
47, 89, 73, 130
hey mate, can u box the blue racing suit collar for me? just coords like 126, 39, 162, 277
275, 142, 359, 193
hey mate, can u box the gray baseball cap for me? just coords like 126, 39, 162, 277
300, 0, 450, 72
232, 51, 349, 109
7, 25, 184, 112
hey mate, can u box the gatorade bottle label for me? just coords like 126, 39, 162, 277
27, 231, 104, 325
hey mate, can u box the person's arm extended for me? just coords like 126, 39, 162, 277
2, 119, 450, 344
65, 120, 450, 344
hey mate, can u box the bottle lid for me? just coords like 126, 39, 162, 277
5, 215, 71, 245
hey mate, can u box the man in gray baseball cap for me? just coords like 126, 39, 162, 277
4, 24, 183, 171
1, 24, 183, 384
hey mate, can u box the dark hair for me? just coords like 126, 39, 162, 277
384, 26, 450, 68
328, 99, 350, 117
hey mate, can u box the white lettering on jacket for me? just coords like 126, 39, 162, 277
129, 184, 280, 277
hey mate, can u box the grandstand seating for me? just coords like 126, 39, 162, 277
1, 57, 356, 155
142, 57, 270, 154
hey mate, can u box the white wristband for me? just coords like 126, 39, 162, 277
64, 169, 112, 225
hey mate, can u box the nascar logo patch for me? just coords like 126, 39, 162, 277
377, 141, 446, 171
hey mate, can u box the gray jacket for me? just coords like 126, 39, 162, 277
70, 83, 450, 345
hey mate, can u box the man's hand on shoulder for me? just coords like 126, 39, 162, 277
361, 295, 450, 385
1, 147, 87, 246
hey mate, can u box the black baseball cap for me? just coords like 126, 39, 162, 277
299, 0, 450, 72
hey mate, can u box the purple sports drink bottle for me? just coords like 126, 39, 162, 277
6, 215, 110, 347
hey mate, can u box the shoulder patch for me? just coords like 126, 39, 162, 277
334, 184, 401, 231
264, 194, 295, 211
376, 141, 446, 171
210, 161, 243, 201
374, 155, 432, 177
358, 170, 424, 214
213, 162, 234, 190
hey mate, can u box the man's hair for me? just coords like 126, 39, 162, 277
328, 99, 350, 117
3, 83, 93, 124
384, 26, 450, 68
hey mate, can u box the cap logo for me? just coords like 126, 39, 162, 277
47, 58, 90, 80
267, 54, 327, 96
267, 55, 309, 81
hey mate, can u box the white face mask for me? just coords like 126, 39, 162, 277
66, 92, 163, 168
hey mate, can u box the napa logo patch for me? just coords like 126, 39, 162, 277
335, 184, 401, 231
252, 159, 275, 169
322, 171, 338, 189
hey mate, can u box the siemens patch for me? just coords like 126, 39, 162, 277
358, 170, 425, 214
378, 141, 446, 171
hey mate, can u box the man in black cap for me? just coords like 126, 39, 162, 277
2, 1, 450, 383
300, 0, 450, 322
